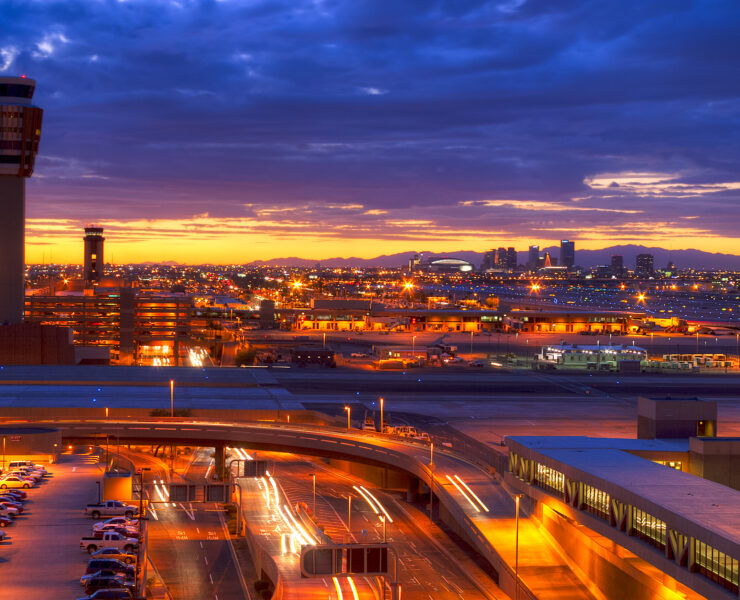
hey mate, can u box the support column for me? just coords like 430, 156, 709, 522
406, 476, 420, 503
0, 178, 25, 325
214, 443, 225, 481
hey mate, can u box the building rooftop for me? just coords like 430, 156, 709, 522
507, 435, 740, 552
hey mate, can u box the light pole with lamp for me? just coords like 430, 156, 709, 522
344, 405, 351, 431
514, 493, 524, 600
169, 379, 174, 417
310, 473, 316, 516
2, 436, 5, 471
379, 397, 384, 433
412, 335, 416, 356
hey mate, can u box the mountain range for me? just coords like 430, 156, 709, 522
247, 245, 740, 270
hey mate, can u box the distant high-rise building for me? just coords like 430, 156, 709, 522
528, 245, 539, 269
495, 247, 507, 268
83, 225, 105, 284
560, 240, 575, 268
506, 247, 517, 269
481, 250, 495, 271
0, 76, 44, 324
636, 253, 654, 276
611, 255, 624, 275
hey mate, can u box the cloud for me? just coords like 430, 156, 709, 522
0, 46, 19, 71
2, 0, 740, 261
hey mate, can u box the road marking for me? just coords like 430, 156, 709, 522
149, 507, 158, 520
207, 530, 218, 540
204, 555, 209, 565
180, 503, 195, 520
200, 541, 204, 548
209, 572, 214, 584
196, 527, 200, 534
176, 530, 188, 540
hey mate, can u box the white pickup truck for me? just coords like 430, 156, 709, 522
80, 531, 138, 554
85, 500, 139, 520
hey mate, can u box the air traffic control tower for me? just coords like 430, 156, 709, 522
0, 77, 43, 324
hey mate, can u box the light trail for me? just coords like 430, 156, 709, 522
454, 475, 489, 512
359, 485, 393, 523
446, 475, 480, 513
347, 577, 360, 600
333, 577, 344, 600
353, 485, 379, 515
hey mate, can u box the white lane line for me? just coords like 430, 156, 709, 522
209, 572, 213, 584
204, 555, 209, 566
200, 541, 204, 548
180, 503, 196, 520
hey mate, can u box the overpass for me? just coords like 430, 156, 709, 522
41, 417, 720, 600
50, 417, 595, 600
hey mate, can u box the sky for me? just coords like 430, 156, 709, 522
2, 0, 740, 264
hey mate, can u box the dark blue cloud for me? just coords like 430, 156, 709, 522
2, 0, 740, 249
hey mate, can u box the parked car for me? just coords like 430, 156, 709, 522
6, 469, 42, 482
0, 475, 35, 489
84, 559, 135, 578
81, 531, 138, 554
4, 489, 26, 500
0, 515, 10, 527
0, 504, 19, 518
93, 517, 138, 531
81, 569, 135, 586
92, 524, 140, 539
0, 500, 23, 513
85, 500, 138, 520
90, 547, 137, 564
8, 461, 49, 476
83, 575, 133, 595
76, 588, 133, 600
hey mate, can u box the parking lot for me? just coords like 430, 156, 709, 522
0, 451, 104, 598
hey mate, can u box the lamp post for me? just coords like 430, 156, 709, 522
470, 330, 474, 354
311, 473, 316, 516
379, 397, 384, 433
347, 494, 352, 533
323, 332, 326, 348
514, 493, 524, 600
344, 405, 351, 431
169, 379, 174, 418
412, 335, 416, 356
2, 436, 5, 471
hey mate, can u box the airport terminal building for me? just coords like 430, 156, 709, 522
505, 398, 740, 599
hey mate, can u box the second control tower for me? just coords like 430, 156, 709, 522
0, 76, 43, 324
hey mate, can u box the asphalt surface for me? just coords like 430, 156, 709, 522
0, 451, 105, 599
119, 447, 250, 600
272, 454, 498, 599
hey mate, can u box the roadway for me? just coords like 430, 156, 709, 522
264, 452, 499, 599
55, 419, 600, 600
117, 446, 250, 600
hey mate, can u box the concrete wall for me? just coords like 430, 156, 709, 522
325, 458, 409, 491
637, 397, 717, 439
689, 437, 740, 491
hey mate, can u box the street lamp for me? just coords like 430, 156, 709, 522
310, 473, 316, 516
412, 335, 416, 356
344, 405, 351, 430
379, 397, 384, 433
347, 494, 352, 533
514, 493, 524, 600
169, 379, 174, 418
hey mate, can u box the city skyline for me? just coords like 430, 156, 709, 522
3, 1, 740, 263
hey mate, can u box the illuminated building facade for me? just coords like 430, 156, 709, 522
0, 76, 43, 324
636, 253, 655, 277
560, 239, 575, 268
25, 289, 193, 365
